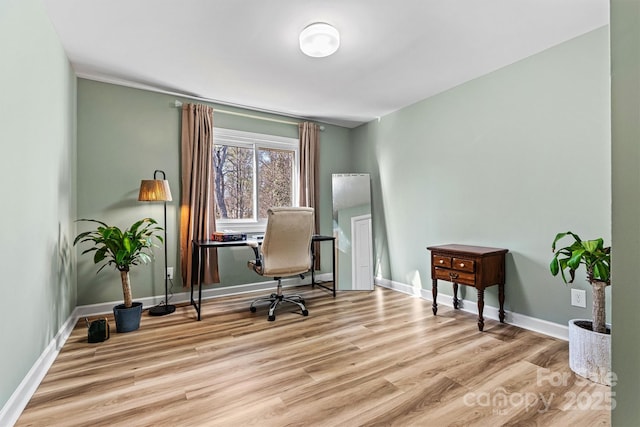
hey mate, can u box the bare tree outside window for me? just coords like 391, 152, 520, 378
213, 129, 297, 224
214, 145, 254, 219
258, 147, 293, 219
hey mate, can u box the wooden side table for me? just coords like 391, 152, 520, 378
427, 244, 508, 331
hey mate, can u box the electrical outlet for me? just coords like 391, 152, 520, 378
166, 267, 174, 280
571, 289, 586, 308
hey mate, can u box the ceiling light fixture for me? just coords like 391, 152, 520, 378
299, 22, 340, 58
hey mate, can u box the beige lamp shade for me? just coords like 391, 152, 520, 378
138, 179, 172, 202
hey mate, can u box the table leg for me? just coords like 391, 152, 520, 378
190, 256, 194, 303
190, 242, 198, 317
311, 242, 316, 289
331, 239, 336, 297
477, 288, 485, 331
498, 283, 505, 323
307, 238, 336, 297
197, 246, 203, 321
190, 244, 203, 321
452, 283, 459, 309
432, 279, 438, 315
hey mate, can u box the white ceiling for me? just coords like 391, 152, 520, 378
43, 0, 608, 128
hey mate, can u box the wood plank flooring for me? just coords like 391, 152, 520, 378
16, 286, 611, 426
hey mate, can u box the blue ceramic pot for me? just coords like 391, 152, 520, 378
113, 302, 143, 333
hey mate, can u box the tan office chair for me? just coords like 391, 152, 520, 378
247, 207, 314, 321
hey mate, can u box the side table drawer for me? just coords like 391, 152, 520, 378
452, 257, 474, 272
433, 255, 452, 268
434, 268, 475, 286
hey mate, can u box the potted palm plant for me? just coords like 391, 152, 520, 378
74, 218, 163, 333
550, 231, 611, 385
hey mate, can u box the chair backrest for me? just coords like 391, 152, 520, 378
259, 207, 314, 277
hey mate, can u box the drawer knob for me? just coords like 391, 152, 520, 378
460, 263, 465, 267
439, 260, 444, 264
449, 272, 459, 279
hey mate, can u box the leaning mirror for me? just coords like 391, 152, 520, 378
332, 174, 373, 290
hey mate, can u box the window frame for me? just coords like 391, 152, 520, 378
213, 127, 299, 232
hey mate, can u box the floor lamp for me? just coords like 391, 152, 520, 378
139, 170, 176, 316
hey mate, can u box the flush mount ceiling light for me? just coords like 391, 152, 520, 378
299, 22, 340, 58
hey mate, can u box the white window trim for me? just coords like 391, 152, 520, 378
214, 127, 299, 233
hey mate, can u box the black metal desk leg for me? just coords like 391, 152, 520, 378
311, 243, 316, 288
190, 242, 202, 321
190, 245, 194, 304
197, 246, 203, 320
331, 239, 336, 297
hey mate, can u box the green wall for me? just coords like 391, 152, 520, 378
0, 0, 76, 412
351, 27, 611, 325
76, 79, 351, 305
611, 1, 640, 425
7, 2, 640, 423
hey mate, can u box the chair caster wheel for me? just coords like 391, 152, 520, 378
268, 315, 275, 321
250, 306, 256, 313
302, 310, 309, 316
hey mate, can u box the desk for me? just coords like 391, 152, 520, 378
427, 244, 508, 331
191, 235, 336, 320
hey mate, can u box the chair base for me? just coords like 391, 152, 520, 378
249, 280, 308, 321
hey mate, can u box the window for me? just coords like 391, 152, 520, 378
213, 128, 299, 231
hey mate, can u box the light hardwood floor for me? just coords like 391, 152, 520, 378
16, 286, 611, 426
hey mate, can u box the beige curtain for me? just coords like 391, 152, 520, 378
299, 122, 321, 269
180, 103, 219, 287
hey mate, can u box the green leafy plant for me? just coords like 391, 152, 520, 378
73, 218, 163, 308
550, 231, 611, 334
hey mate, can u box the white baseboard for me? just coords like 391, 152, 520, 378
375, 277, 568, 341
1, 273, 333, 427
0, 311, 77, 427
1, 273, 561, 426
74, 273, 334, 317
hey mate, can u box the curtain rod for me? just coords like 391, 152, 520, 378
173, 100, 324, 130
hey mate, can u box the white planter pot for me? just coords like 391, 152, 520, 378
568, 319, 611, 386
